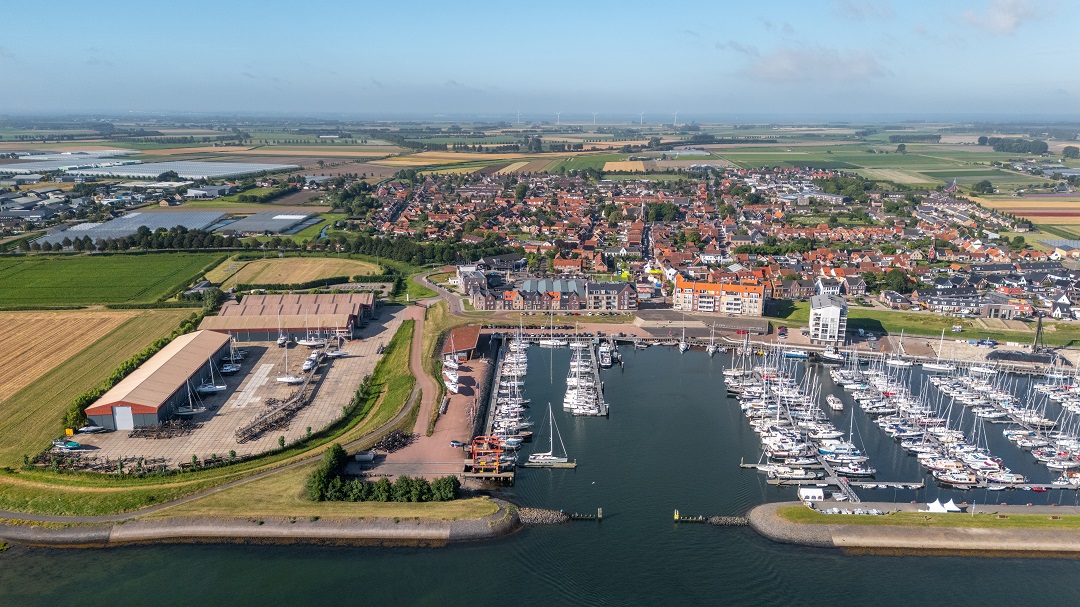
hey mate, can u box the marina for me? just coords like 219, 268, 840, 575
13, 345, 1080, 607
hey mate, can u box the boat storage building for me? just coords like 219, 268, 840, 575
198, 293, 374, 342
84, 330, 232, 430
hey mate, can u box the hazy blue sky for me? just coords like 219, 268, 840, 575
0, 0, 1073, 119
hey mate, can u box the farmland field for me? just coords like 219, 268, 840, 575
975, 196, 1080, 225
496, 161, 529, 174
603, 160, 649, 172
0, 309, 193, 467
0, 253, 222, 306
217, 256, 380, 288
0, 311, 137, 398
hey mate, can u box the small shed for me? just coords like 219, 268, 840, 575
798, 488, 824, 504
443, 325, 481, 360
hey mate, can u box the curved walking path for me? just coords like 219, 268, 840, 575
404, 303, 437, 436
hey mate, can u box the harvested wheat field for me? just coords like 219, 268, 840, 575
520, 158, 564, 173
0, 310, 138, 397
219, 257, 381, 289
497, 161, 530, 174
604, 160, 650, 172
0, 309, 193, 465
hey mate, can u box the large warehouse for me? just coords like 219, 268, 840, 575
198, 293, 375, 342
84, 330, 232, 430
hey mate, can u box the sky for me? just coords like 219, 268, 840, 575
0, 0, 1075, 120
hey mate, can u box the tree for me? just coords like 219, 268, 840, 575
1064, 146, 1080, 160
895, 143, 907, 154
884, 268, 912, 293
1010, 235, 1026, 250
977, 136, 988, 145
971, 180, 995, 194
157, 170, 180, 181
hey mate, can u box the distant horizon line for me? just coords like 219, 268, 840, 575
2, 111, 1080, 125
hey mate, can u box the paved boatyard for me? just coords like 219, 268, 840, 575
357, 336, 496, 480
76, 307, 405, 467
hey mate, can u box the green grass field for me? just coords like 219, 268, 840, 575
0, 253, 222, 306
553, 153, 627, 172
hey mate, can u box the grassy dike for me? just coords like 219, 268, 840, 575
778, 505, 1080, 530
0, 322, 422, 518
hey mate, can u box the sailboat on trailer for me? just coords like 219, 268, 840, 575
196, 355, 227, 394
175, 381, 208, 416
277, 343, 305, 384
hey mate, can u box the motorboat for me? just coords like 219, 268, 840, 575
784, 350, 809, 360
539, 338, 568, 347
819, 348, 845, 364
826, 395, 843, 411
52, 438, 82, 449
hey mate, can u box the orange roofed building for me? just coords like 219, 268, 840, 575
673, 274, 766, 317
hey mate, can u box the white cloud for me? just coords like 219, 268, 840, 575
964, 0, 1041, 34
746, 46, 889, 83
832, 0, 895, 20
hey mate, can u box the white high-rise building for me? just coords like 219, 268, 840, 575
809, 294, 847, 345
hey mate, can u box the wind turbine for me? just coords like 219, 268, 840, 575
591, 112, 598, 125
639, 112, 644, 126
516, 109, 521, 124
673, 110, 679, 127
556, 111, 561, 125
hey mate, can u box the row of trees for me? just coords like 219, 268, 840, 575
306, 444, 460, 502
985, 137, 1049, 154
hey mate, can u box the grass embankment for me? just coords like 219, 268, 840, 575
0, 253, 222, 306
778, 505, 1080, 530
0, 310, 192, 468
422, 301, 469, 435
767, 302, 1080, 346
0, 322, 417, 517
150, 463, 497, 520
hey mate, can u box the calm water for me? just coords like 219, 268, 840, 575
4, 347, 1080, 607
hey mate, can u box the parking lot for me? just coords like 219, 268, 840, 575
74, 306, 405, 468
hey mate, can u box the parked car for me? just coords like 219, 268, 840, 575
450, 440, 466, 448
